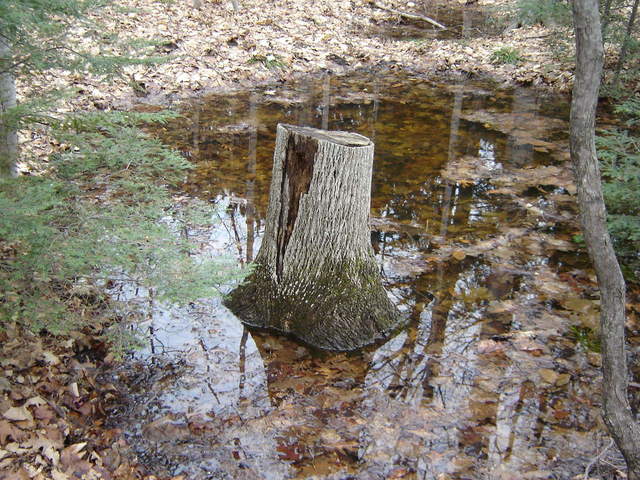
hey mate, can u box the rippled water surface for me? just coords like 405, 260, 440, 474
112, 73, 631, 479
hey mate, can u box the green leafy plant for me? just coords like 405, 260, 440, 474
568, 325, 601, 352
247, 53, 286, 69
490, 46, 523, 64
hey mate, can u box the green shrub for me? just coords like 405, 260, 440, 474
0, 111, 247, 351
597, 98, 640, 282
515, 0, 572, 27
247, 54, 286, 69
490, 46, 523, 64
568, 325, 601, 352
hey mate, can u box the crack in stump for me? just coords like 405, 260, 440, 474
275, 132, 317, 280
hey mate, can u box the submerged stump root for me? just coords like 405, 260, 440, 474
225, 123, 402, 351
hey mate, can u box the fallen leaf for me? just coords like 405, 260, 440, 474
67, 442, 87, 455
452, 249, 466, 261
3, 406, 33, 422
276, 441, 302, 462
68, 383, 80, 398
514, 337, 546, 355
387, 467, 411, 478
0, 377, 10, 392
5, 442, 29, 455
476, 339, 504, 354
41, 351, 61, 365
33, 405, 56, 422
538, 368, 559, 384
586, 352, 602, 367
555, 373, 571, 386
24, 396, 46, 408
19, 435, 60, 468
51, 470, 71, 480
0, 420, 16, 444
43, 443, 60, 465
60, 443, 90, 472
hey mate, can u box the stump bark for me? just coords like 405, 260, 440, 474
225, 123, 402, 350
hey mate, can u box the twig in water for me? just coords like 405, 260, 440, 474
584, 438, 615, 479
370, 1, 447, 30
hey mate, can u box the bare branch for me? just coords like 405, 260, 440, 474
369, 1, 447, 30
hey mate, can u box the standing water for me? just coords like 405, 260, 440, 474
112, 73, 626, 479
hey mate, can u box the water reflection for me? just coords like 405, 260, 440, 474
367, 1, 489, 42
114, 73, 612, 479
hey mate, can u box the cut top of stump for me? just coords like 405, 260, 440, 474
280, 124, 371, 147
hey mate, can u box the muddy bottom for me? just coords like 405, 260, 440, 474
110, 72, 635, 479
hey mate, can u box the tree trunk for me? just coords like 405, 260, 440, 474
601, 0, 613, 39
570, 1, 640, 478
245, 93, 258, 264
440, 83, 463, 238
0, 37, 18, 178
321, 73, 330, 130
225, 123, 402, 351
614, 0, 640, 85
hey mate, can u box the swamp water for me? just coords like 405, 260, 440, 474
112, 73, 627, 479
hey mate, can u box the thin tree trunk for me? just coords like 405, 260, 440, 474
321, 73, 330, 131
192, 105, 200, 160
297, 79, 313, 127
506, 88, 536, 168
0, 37, 17, 178
440, 83, 463, 237
462, 7, 471, 39
601, 0, 614, 39
370, 78, 380, 142
614, 0, 640, 85
238, 327, 248, 399
226, 124, 402, 350
245, 93, 258, 263
570, 1, 640, 478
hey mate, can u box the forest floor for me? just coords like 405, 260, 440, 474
19, 0, 579, 113
4, 1, 634, 480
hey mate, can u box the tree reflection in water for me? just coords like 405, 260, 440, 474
114, 73, 613, 479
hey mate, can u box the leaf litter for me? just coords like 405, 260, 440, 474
0, 324, 151, 480
18, 0, 577, 116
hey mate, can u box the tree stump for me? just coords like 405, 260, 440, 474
225, 123, 402, 350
